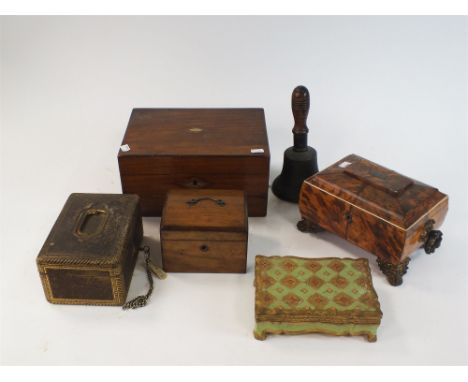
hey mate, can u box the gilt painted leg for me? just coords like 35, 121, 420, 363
253, 329, 267, 341
297, 218, 325, 233
377, 257, 410, 286
366, 333, 377, 343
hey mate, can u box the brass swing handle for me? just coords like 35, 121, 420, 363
186, 197, 226, 207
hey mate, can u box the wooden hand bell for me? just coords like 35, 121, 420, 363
272, 85, 319, 203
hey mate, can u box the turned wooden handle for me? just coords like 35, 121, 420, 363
292, 85, 310, 135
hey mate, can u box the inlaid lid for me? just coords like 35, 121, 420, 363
118, 108, 270, 157
304, 154, 448, 229
254, 255, 382, 324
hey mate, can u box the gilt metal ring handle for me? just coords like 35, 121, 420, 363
420, 219, 443, 254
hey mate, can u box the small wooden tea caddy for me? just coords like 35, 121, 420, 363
160, 189, 248, 273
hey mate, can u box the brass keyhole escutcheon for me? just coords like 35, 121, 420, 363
200, 244, 209, 252
184, 177, 207, 189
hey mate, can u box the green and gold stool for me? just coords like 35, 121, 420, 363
254, 256, 382, 342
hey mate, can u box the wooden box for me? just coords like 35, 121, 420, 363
160, 189, 248, 273
298, 154, 448, 286
118, 108, 270, 217
254, 256, 382, 342
36, 193, 142, 305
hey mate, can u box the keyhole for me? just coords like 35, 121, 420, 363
345, 212, 353, 223
200, 244, 209, 252
192, 179, 198, 186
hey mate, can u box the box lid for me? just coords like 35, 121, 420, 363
254, 255, 382, 325
37, 193, 140, 267
161, 189, 247, 233
305, 154, 448, 230
118, 108, 270, 157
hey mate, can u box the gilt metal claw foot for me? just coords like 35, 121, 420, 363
377, 257, 410, 286
297, 219, 325, 233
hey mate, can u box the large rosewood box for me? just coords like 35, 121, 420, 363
118, 108, 270, 217
298, 154, 448, 286
36, 193, 142, 306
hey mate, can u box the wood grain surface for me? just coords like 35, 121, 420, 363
160, 189, 248, 273
118, 108, 270, 216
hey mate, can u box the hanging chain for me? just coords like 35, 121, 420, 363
122, 246, 166, 310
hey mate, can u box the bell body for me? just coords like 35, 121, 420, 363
272, 146, 318, 203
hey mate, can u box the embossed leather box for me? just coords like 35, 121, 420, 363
298, 154, 448, 286
118, 108, 270, 217
36, 193, 142, 306
160, 189, 248, 273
